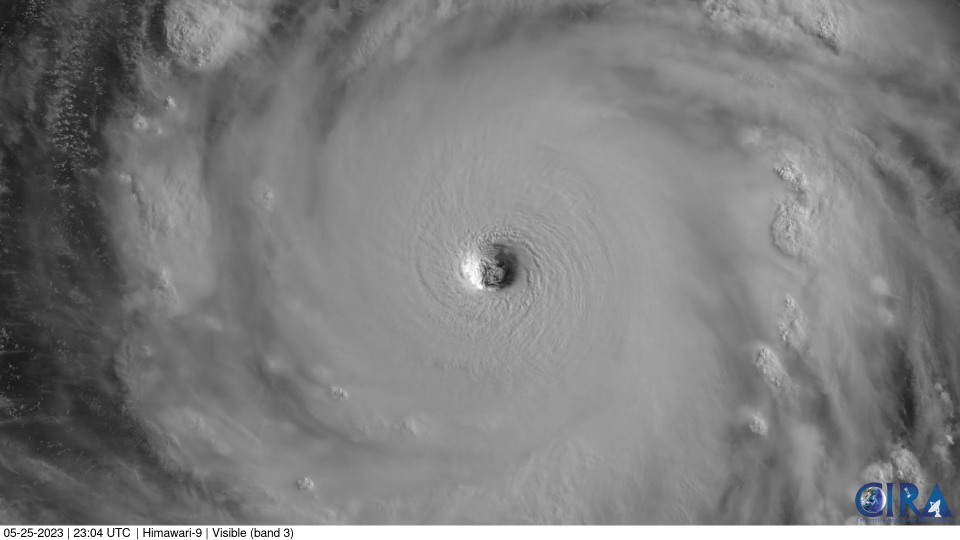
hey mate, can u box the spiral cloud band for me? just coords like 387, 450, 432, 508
1, 0, 958, 525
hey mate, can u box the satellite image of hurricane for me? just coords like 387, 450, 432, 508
1, 0, 959, 525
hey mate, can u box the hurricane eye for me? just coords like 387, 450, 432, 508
462, 243, 518, 291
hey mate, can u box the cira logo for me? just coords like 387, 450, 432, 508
856, 482, 952, 519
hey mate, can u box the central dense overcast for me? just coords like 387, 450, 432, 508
1, 0, 959, 524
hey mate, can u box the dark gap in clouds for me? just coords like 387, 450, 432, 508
556, 1, 611, 23
870, 161, 918, 223
145, 0, 169, 55
714, 473, 747, 524
892, 345, 918, 439
204, 97, 238, 148
888, 123, 956, 193
269, 0, 339, 38
910, 270, 959, 383
938, 189, 960, 231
